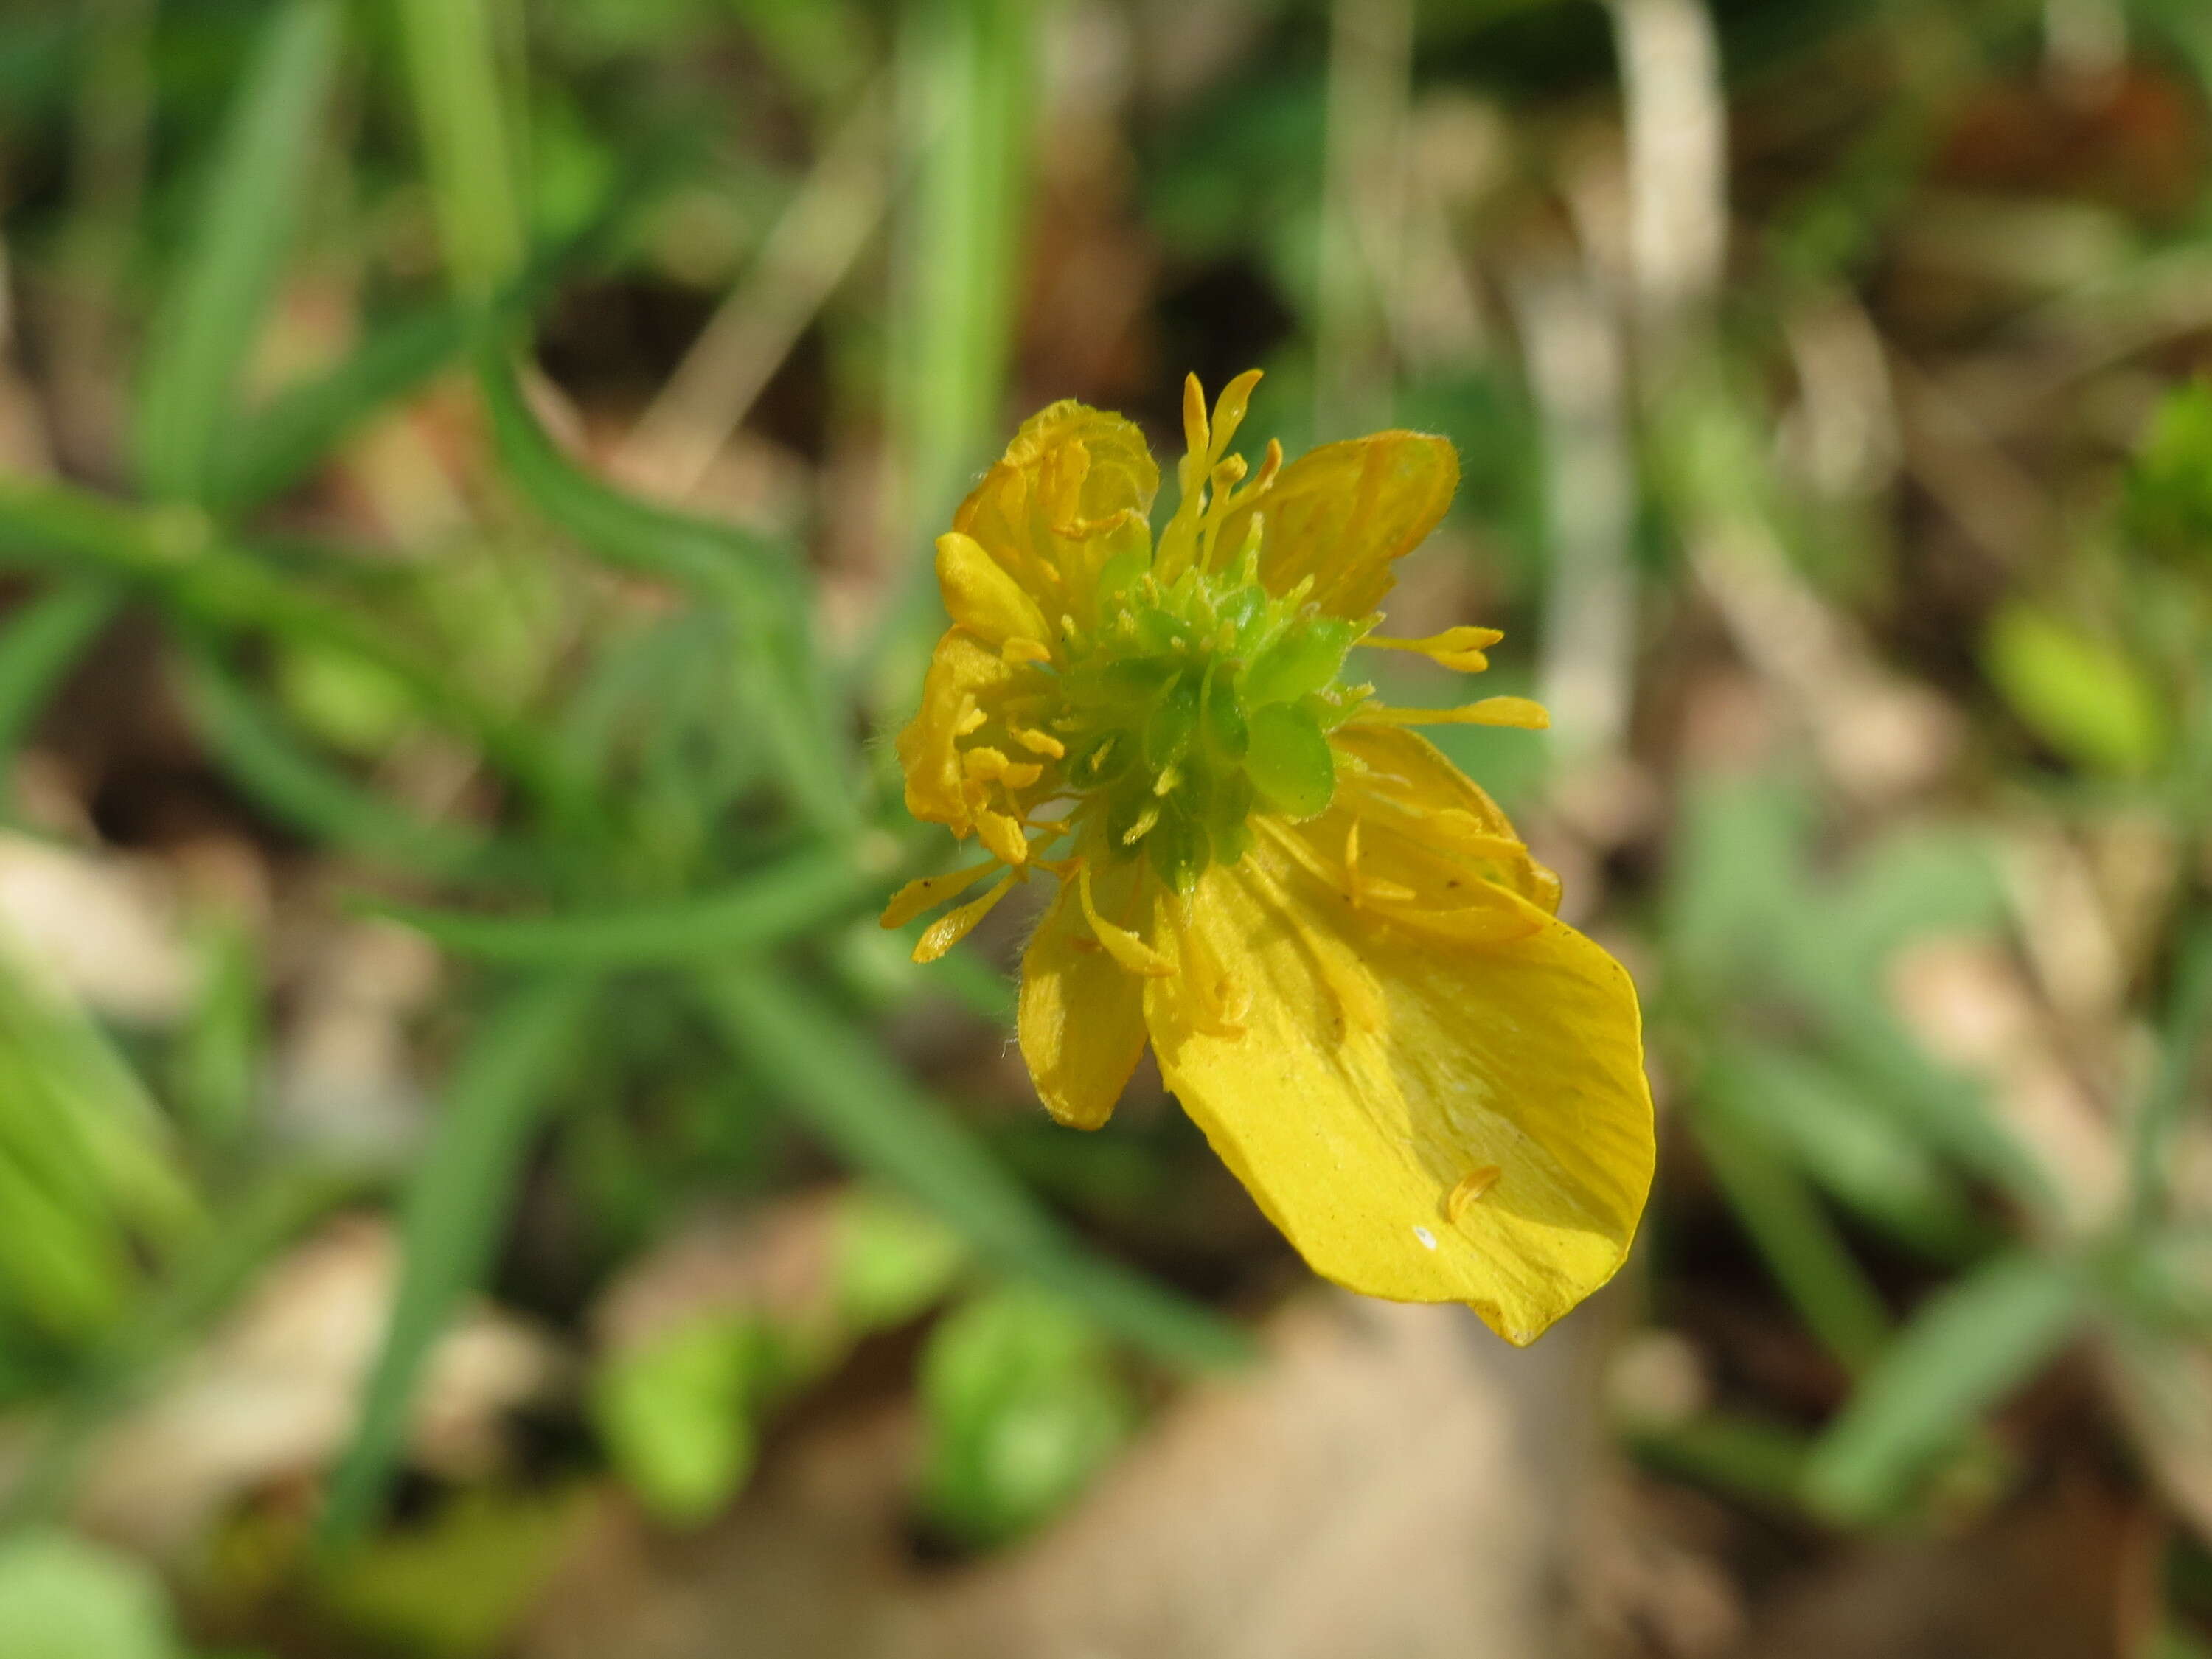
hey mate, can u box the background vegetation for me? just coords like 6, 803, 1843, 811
0, 0, 2209, 1654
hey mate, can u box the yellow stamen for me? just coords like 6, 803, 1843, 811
912, 871, 1018, 964
1077, 860, 1175, 977
1011, 727, 1065, 759
1121, 803, 1161, 846
1447, 1165, 1503, 1222
1167, 898, 1249, 1037
978, 810, 1029, 866
1360, 626, 1506, 674
1354, 695, 1550, 731
880, 858, 1002, 929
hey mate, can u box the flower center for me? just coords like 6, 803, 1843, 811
1045, 551, 1367, 891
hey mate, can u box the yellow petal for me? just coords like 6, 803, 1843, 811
1216, 431, 1458, 619
936, 532, 1051, 649
1018, 858, 1150, 1130
954, 401, 1159, 630
1142, 835, 1652, 1345
894, 630, 1013, 832
1329, 724, 1562, 914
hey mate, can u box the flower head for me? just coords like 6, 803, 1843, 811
886, 373, 1653, 1344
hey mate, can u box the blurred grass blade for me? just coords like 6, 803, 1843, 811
0, 476, 564, 803
367, 843, 887, 966
4, 1164, 369, 1528
0, 582, 119, 811
1692, 1067, 1891, 1374
170, 910, 263, 1156
1716, 1044, 1989, 1261
701, 967, 1252, 1372
181, 647, 496, 880
476, 352, 859, 836
870, 0, 1036, 674
1804, 1251, 2081, 1523
212, 302, 476, 514
475, 349, 785, 591
2129, 917, 2212, 1233
320, 973, 595, 1549
212, 209, 625, 515
396, 0, 524, 299
0, 920, 202, 1342
135, 0, 343, 503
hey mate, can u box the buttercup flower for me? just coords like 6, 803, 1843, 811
884, 372, 1654, 1343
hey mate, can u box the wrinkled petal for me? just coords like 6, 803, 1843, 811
1217, 431, 1458, 619
936, 532, 1051, 650
1141, 827, 1652, 1345
1018, 852, 1151, 1129
954, 402, 1159, 632
895, 629, 1012, 832
1329, 724, 1561, 914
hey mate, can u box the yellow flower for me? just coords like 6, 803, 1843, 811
884, 372, 1653, 1344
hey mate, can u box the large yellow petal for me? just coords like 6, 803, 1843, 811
953, 402, 1159, 632
1018, 851, 1152, 1130
1217, 431, 1458, 619
1327, 723, 1561, 914
1141, 822, 1652, 1344
894, 628, 1012, 831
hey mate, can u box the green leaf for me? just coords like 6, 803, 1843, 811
0, 1529, 184, 1659
1804, 1251, 2081, 1523
135, 0, 344, 504
366, 842, 885, 966
700, 967, 1253, 1372
1244, 703, 1335, 818
1982, 602, 2168, 778
319, 975, 596, 1549
2127, 377, 2212, 558
917, 1284, 1135, 1548
592, 1313, 766, 1525
832, 1187, 968, 1329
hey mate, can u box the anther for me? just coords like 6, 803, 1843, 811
1447, 1166, 1503, 1222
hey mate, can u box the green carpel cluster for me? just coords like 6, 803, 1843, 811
1048, 554, 1366, 891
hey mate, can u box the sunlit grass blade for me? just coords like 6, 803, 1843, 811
394, 0, 524, 299
1803, 1250, 2081, 1523
180, 647, 498, 881
476, 352, 859, 836
701, 966, 1251, 1372
870, 0, 1035, 675
366, 842, 891, 966
319, 973, 596, 1549
0, 582, 119, 813
134, 0, 344, 503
